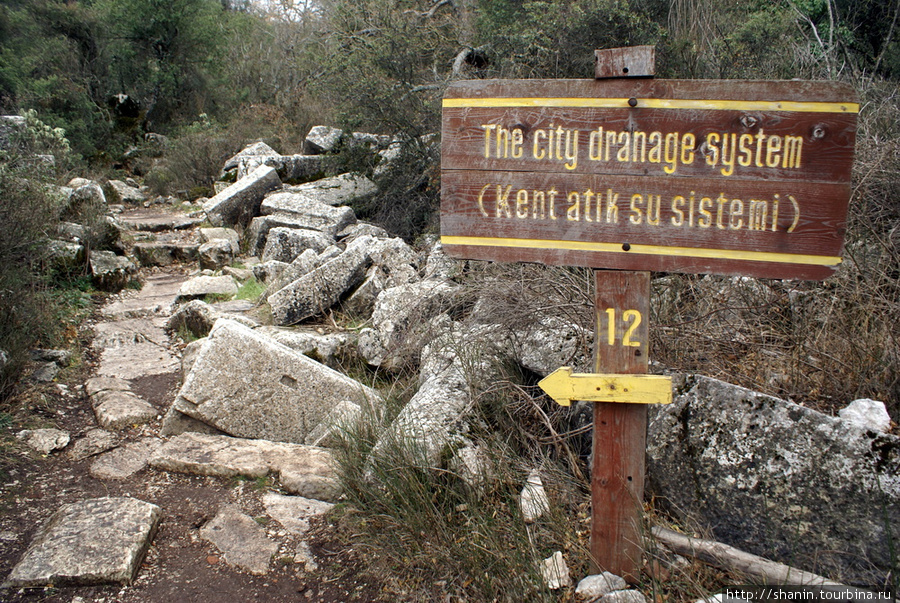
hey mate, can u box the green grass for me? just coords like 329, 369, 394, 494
235, 277, 265, 302
203, 292, 234, 304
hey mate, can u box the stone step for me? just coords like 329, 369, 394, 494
149, 432, 340, 501
101, 272, 189, 319
132, 242, 200, 267
3, 497, 161, 587
117, 209, 203, 233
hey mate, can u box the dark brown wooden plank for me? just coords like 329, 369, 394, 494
595, 46, 656, 79
443, 78, 858, 104
441, 107, 856, 183
591, 270, 650, 579
441, 170, 848, 280
440, 78, 857, 279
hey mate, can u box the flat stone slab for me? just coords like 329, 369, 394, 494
262, 493, 333, 536
101, 273, 188, 319
117, 209, 202, 232
149, 432, 340, 501
69, 428, 119, 462
90, 438, 162, 480
92, 390, 158, 430
16, 429, 70, 455
259, 191, 357, 234
281, 173, 376, 207
93, 317, 180, 380
85, 376, 131, 398
200, 505, 278, 575
3, 497, 161, 587
132, 242, 200, 267
176, 275, 238, 302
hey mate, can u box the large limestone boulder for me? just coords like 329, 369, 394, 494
165, 299, 257, 339
203, 164, 281, 226
357, 279, 460, 370
646, 375, 900, 586
90, 250, 137, 292
371, 320, 503, 468
255, 325, 355, 368
260, 226, 334, 263
262, 186, 359, 217
238, 154, 325, 182
248, 211, 346, 256
303, 125, 343, 154
131, 241, 199, 267
198, 227, 240, 254
511, 315, 592, 377
366, 236, 420, 286
175, 275, 238, 302
0, 115, 25, 151
277, 174, 376, 207
259, 248, 319, 302
171, 319, 380, 444
268, 239, 371, 325
65, 181, 106, 218
221, 141, 279, 174
106, 179, 147, 204
46, 240, 86, 272
259, 191, 357, 233
198, 239, 234, 271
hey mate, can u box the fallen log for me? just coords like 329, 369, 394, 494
651, 526, 842, 587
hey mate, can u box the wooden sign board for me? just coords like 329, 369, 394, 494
441, 79, 858, 279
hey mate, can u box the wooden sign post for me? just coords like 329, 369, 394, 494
440, 47, 858, 580
589, 269, 651, 579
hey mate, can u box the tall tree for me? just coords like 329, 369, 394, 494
92, 0, 229, 131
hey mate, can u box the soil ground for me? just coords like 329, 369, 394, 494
0, 272, 424, 603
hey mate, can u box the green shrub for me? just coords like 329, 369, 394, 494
354, 137, 441, 242
0, 112, 82, 399
0, 177, 61, 396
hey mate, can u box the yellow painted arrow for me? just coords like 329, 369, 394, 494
538, 367, 673, 407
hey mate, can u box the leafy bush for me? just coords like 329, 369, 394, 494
0, 113, 71, 397
145, 114, 233, 198
349, 136, 441, 242
477, 0, 664, 79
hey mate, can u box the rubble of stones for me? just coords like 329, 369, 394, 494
5, 123, 899, 594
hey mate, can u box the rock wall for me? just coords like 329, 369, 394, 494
647, 375, 899, 586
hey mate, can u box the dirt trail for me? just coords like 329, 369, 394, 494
0, 210, 402, 603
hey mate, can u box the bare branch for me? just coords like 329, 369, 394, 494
404, 0, 454, 20
652, 526, 852, 588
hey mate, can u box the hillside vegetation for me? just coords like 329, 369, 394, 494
2, 0, 897, 415
0, 1, 898, 600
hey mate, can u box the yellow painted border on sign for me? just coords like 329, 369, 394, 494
440, 235, 842, 267
442, 97, 860, 113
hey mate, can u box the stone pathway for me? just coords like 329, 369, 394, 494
3, 208, 342, 595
